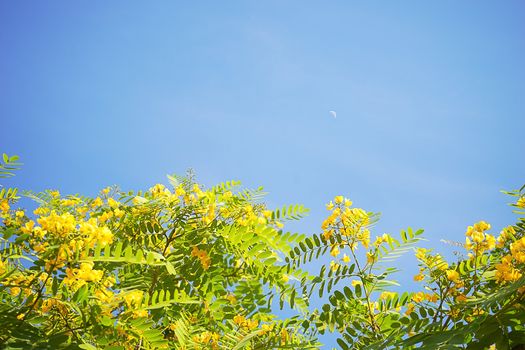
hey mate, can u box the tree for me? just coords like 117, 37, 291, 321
1, 153, 524, 349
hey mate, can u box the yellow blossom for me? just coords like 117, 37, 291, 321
366, 251, 375, 264
37, 211, 76, 237
425, 293, 438, 303
260, 323, 274, 335
20, 220, 35, 234
0, 200, 9, 212
517, 196, 525, 208
330, 246, 340, 257
446, 269, 460, 283
334, 196, 344, 204
91, 197, 103, 207
107, 197, 119, 208
455, 294, 468, 303
342, 254, 350, 263
412, 292, 425, 303
132, 309, 148, 318
225, 294, 237, 304
405, 303, 415, 316
123, 290, 143, 307
175, 185, 186, 197
326, 201, 334, 211
233, 314, 246, 326
413, 273, 424, 282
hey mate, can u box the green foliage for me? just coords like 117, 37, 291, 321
1, 153, 524, 350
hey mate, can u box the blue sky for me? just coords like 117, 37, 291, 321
1, 1, 524, 347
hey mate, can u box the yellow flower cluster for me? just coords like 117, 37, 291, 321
37, 211, 76, 237
322, 196, 370, 249
0, 259, 6, 275
465, 221, 496, 258
79, 218, 114, 247
149, 183, 171, 199
0, 199, 10, 213
4, 273, 34, 297
41, 298, 68, 314
495, 236, 525, 283
233, 314, 259, 330
192, 331, 220, 349
191, 246, 211, 270
445, 269, 461, 283
63, 262, 104, 291
411, 291, 438, 303
122, 290, 144, 307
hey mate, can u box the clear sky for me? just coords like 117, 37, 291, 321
1, 1, 524, 347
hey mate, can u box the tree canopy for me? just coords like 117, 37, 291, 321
1, 153, 524, 349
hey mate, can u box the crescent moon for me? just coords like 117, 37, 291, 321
329, 111, 337, 118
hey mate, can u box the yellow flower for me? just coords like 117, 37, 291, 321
344, 199, 353, 207
0, 200, 10, 212
325, 201, 334, 211
0, 259, 6, 275
446, 269, 460, 283
107, 197, 119, 208
413, 273, 424, 282
517, 196, 525, 208
246, 319, 258, 330
366, 251, 375, 264
473, 221, 491, 232
330, 246, 340, 257
455, 294, 467, 303
102, 187, 111, 195
123, 290, 143, 307
342, 254, 350, 263
50, 190, 60, 198
91, 197, 103, 207
175, 185, 186, 197
330, 260, 340, 271
351, 280, 361, 287
225, 294, 237, 304
37, 211, 76, 237
405, 303, 415, 316
425, 293, 438, 303
233, 314, 246, 326
411, 292, 425, 303
334, 196, 344, 204
260, 323, 274, 335
132, 309, 148, 318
